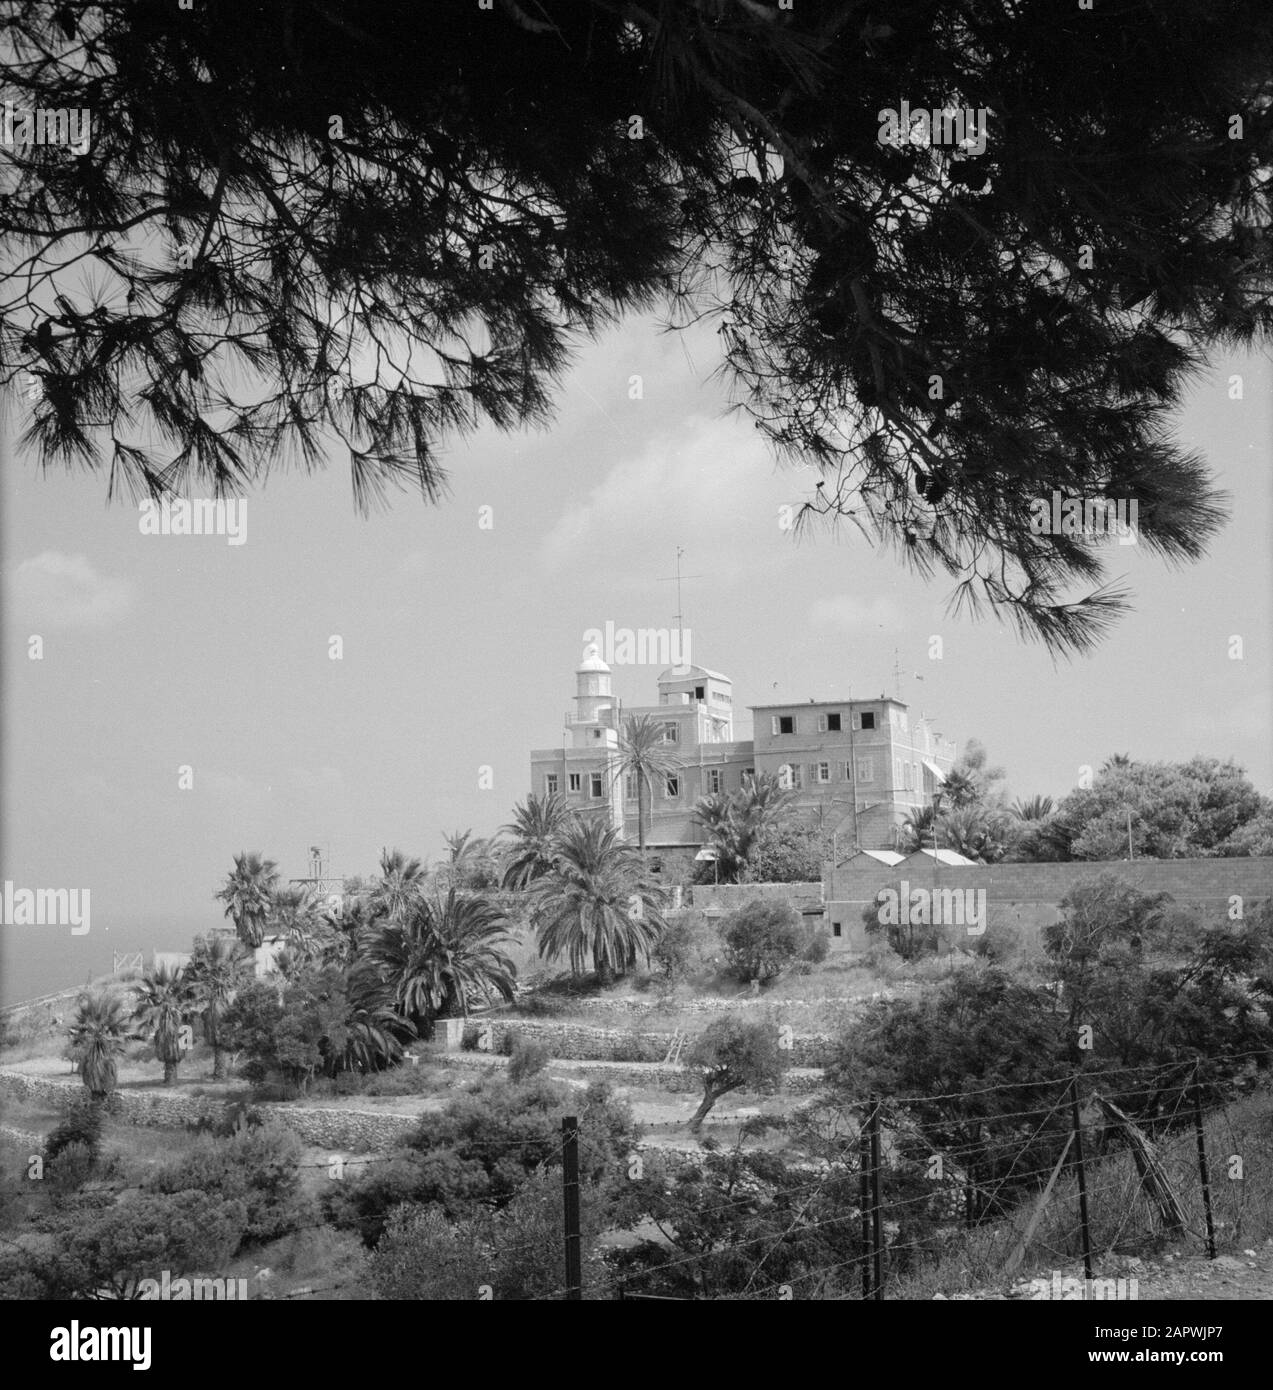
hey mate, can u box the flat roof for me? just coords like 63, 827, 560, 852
749, 696, 907, 711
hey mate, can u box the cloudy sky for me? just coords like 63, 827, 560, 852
2, 314, 1270, 1002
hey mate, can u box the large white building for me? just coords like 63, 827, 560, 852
529, 646, 958, 870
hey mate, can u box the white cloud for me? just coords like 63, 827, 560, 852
538, 415, 785, 572
10, 551, 135, 629
809, 594, 904, 631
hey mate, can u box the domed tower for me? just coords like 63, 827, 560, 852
573, 641, 614, 730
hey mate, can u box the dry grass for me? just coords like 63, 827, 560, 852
887, 1089, 1273, 1299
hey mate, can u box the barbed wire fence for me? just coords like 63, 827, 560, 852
2, 1048, 1270, 1300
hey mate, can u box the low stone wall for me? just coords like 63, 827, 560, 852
692, 883, 826, 917
444, 1051, 826, 1095
0, 1069, 420, 1152
460, 1017, 835, 1068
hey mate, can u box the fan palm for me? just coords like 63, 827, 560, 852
134, 962, 196, 1085
359, 889, 517, 1033
501, 792, 573, 890
187, 934, 251, 1079
1011, 795, 1055, 822
369, 848, 428, 925
530, 817, 667, 984
67, 991, 131, 1102
270, 883, 322, 949
215, 851, 280, 949
615, 714, 684, 852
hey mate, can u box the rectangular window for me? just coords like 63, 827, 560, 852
545, 773, 559, 796
856, 758, 873, 783
662, 721, 679, 743
832, 921, 842, 938
815, 762, 831, 784
742, 768, 756, 786
706, 768, 722, 794
859, 711, 876, 731
590, 772, 603, 798
568, 772, 581, 793
819, 712, 842, 733
894, 758, 903, 790
625, 772, 639, 800
695, 685, 705, 700
665, 775, 680, 799
779, 763, 803, 791
773, 714, 795, 735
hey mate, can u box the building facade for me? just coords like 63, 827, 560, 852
528, 647, 957, 864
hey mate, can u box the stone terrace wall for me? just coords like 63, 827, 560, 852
692, 883, 825, 916
444, 1051, 826, 1095
460, 1017, 835, 1068
0, 1069, 419, 1152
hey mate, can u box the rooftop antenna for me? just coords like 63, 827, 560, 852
657, 546, 704, 638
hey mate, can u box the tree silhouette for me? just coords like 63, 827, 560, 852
3, 1, 1269, 648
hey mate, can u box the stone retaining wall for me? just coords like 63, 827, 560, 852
0, 1070, 419, 1152
444, 1051, 826, 1095
459, 1017, 836, 1068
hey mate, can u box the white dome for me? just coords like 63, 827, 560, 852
576, 641, 611, 674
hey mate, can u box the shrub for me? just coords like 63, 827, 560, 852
507, 1034, 551, 1083
651, 912, 696, 981
146, 1124, 313, 1249
721, 900, 803, 984
45, 1100, 103, 1165
46, 1141, 95, 1195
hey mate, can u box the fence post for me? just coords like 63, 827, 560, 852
562, 1115, 582, 1300
869, 1097, 884, 1299
1190, 1077, 1218, 1260
859, 1109, 872, 1299
1068, 1075, 1093, 1282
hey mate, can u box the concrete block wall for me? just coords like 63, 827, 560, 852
824, 856, 1273, 953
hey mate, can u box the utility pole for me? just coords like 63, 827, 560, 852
562, 1116, 582, 1300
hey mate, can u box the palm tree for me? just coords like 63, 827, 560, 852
270, 883, 322, 950
530, 818, 667, 984
615, 714, 683, 853
369, 848, 428, 925
338, 972, 418, 1074
691, 772, 794, 882
215, 852, 281, 949
67, 990, 130, 1102
897, 803, 938, 854
359, 889, 518, 1033
1102, 753, 1133, 773
186, 934, 251, 1079
133, 962, 195, 1085
442, 829, 500, 890
1011, 795, 1055, 821
501, 792, 573, 890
